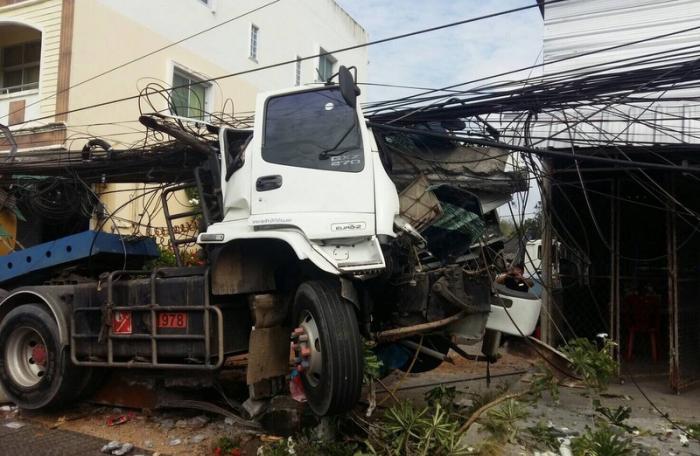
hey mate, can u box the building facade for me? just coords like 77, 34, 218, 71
0, 0, 368, 243
540, 0, 700, 146
537, 0, 700, 392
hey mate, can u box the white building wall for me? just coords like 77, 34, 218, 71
63, 0, 367, 237
96, 0, 369, 93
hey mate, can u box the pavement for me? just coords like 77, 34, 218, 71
0, 417, 152, 456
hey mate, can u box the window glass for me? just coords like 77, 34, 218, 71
318, 51, 336, 82
24, 66, 39, 85
1, 40, 41, 92
190, 83, 206, 118
24, 41, 40, 63
3, 45, 22, 67
171, 71, 208, 120
263, 88, 363, 172
3, 70, 22, 88
171, 73, 190, 117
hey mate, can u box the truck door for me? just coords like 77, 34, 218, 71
218, 127, 253, 221
250, 87, 375, 239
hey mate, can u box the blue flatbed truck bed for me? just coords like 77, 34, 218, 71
0, 230, 158, 286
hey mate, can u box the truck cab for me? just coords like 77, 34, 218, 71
201, 77, 397, 276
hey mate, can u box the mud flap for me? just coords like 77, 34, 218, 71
246, 326, 290, 385
246, 294, 289, 399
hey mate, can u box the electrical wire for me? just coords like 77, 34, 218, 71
1, 0, 283, 124
11, 0, 562, 127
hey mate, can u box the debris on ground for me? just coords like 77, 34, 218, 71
112, 442, 134, 456
107, 412, 134, 426
4, 421, 25, 429
2, 343, 698, 456
101, 441, 122, 453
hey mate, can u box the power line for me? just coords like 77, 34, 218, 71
367, 122, 700, 173
1, 0, 282, 123
365, 23, 700, 114
11, 0, 557, 127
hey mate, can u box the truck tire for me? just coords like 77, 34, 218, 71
0, 304, 84, 409
293, 280, 363, 416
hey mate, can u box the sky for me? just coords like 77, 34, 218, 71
335, 0, 544, 103
336, 0, 545, 218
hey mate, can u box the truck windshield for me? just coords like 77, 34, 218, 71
262, 88, 364, 172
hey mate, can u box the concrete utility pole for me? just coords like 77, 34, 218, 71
540, 158, 553, 345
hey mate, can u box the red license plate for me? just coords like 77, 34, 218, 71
157, 312, 188, 329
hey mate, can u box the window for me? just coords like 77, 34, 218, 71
295, 56, 302, 86
263, 88, 363, 173
171, 69, 209, 120
1, 40, 40, 94
249, 24, 259, 61
317, 49, 336, 82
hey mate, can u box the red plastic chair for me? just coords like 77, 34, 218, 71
625, 294, 660, 363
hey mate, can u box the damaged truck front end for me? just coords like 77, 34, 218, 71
0, 67, 540, 420
196, 68, 541, 415
363, 124, 533, 370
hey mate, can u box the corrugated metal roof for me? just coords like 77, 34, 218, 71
537, 0, 700, 147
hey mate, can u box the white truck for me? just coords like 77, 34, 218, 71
0, 68, 540, 417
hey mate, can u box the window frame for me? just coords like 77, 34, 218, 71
261, 86, 365, 173
0, 39, 41, 95
170, 67, 211, 120
249, 23, 259, 61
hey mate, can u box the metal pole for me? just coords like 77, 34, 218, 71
609, 178, 617, 362
667, 175, 680, 392
541, 158, 554, 345
614, 178, 621, 368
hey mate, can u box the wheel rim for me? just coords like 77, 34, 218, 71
297, 310, 323, 387
5, 327, 48, 388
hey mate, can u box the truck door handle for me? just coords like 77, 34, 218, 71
256, 175, 283, 191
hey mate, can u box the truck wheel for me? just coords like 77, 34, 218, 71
0, 304, 83, 409
292, 280, 363, 416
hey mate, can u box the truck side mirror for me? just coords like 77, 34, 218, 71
339, 65, 360, 108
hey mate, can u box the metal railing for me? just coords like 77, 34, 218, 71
0, 82, 39, 96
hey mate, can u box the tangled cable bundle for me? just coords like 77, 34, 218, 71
17, 179, 98, 221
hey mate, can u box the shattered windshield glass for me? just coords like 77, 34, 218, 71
262, 88, 364, 172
